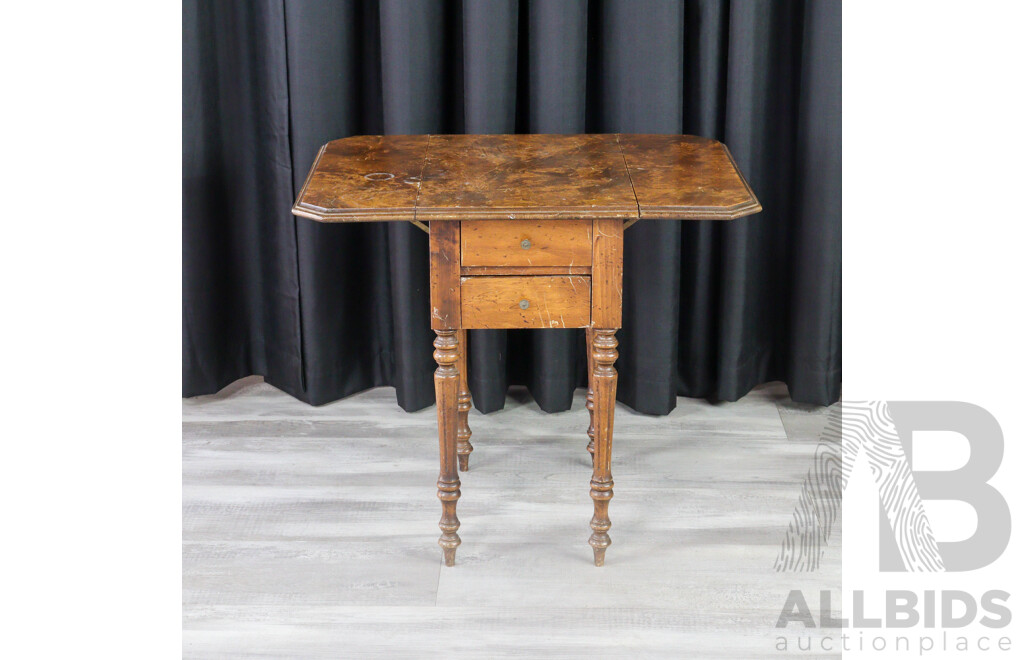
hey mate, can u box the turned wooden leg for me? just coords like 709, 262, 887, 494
586, 326, 595, 463
434, 330, 462, 566
589, 329, 618, 566
456, 329, 473, 471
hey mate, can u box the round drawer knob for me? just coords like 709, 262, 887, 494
521, 239, 531, 249
519, 299, 530, 310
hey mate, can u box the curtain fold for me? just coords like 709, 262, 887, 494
183, 0, 842, 414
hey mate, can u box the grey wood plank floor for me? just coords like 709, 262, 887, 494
184, 377, 840, 659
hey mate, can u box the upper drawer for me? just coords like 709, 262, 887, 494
461, 219, 592, 268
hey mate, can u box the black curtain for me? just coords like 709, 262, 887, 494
183, 0, 841, 414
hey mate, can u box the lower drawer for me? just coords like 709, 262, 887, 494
460, 276, 591, 329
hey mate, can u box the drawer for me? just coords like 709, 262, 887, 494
461, 276, 591, 329
461, 219, 592, 268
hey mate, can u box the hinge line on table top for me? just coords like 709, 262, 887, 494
615, 134, 642, 230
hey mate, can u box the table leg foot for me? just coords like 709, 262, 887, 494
589, 477, 613, 566
438, 476, 461, 567
441, 544, 459, 567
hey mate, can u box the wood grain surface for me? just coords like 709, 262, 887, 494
416, 134, 637, 221
292, 135, 428, 222
461, 219, 592, 268
460, 275, 591, 329
590, 218, 624, 328
292, 134, 761, 223
616, 135, 761, 219
429, 221, 461, 330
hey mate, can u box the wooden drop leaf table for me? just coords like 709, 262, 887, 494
293, 134, 760, 567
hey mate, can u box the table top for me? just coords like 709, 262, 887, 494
292, 134, 760, 223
